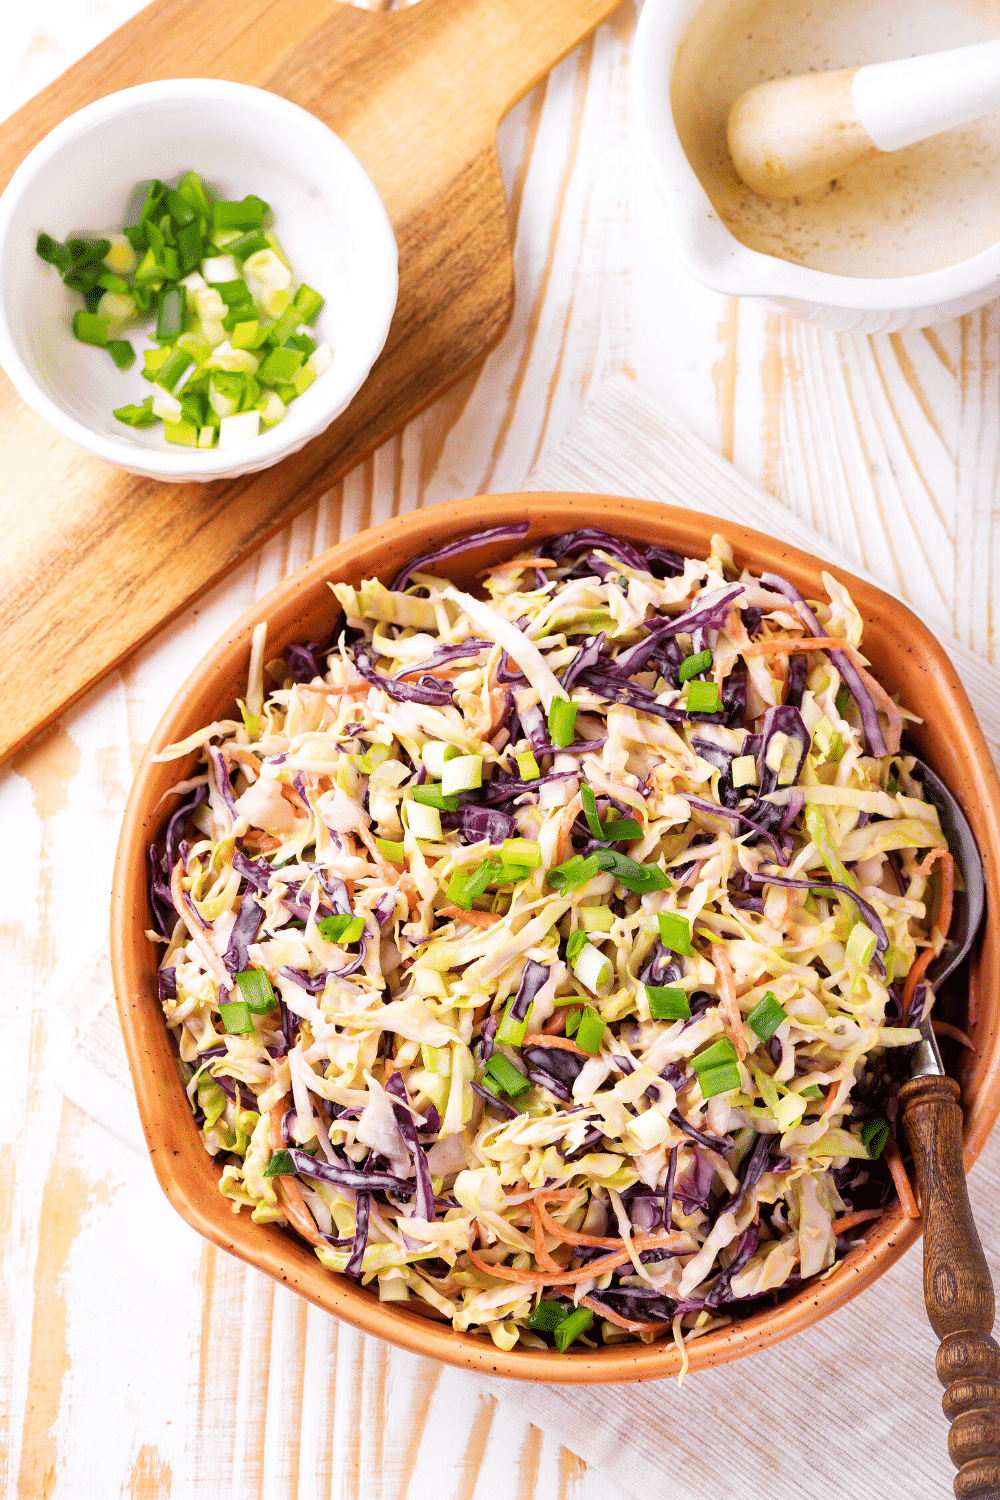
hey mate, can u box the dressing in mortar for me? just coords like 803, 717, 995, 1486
671, 0, 1000, 277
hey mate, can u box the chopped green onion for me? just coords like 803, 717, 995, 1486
231, 319, 265, 350
375, 838, 405, 865
175, 170, 213, 218
293, 283, 324, 324
580, 904, 614, 932
861, 1117, 889, 1159
136, 179, 168, 226
163, 417, 200, 447
547, 697, 578, 748
602, 817, 643, 841
235, 967, 277, 1013
565, 1008, 582, 1036
411, 783, 461, 812
594, 849, 669, 893
263, 1148, 296, 1178
114, 398, 158, 427
657, 911, 693, 956
405, 799, 442, 840
679, 648, 713, 683
63, 261, 105, 294
317, 914, 365, 944
554, 1306, 594, 1352
107, 340, 134, 369
66, 236, 112, 266
214, 195, 268, 230
799, 1084, 823, 1099
580, 783, 605, 839
72, 311, 109, 347
485, 1053, 530, 1097
835, 684, 851, 718
224, 229, 270, 261
441, 754, 483, 796
496, 994, 532, 1047
515, 750, 540, 780
154, 347, 197, 395
692, 1037, 740, 1098
527, 1300, 570, 1333
846, 922, 878, 967
573, 945, 613, 997
175, 219, 204, 275
501, 839, 541, 868
477, 1075, 504, 1099
575, 1007, 606, 1055
646, 985, 691, 1020
565, 929, 590, 965
285, 331, 317, 356
155, 283, 187, 341
686, 680, 722, 714
746, 991, 787, 1041
545, 854, 601, 895
36, 232, 72, 273
165, 188, 196, 226
219, 999, 254, 1034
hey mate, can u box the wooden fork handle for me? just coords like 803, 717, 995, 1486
900, 1075, 1000, 1499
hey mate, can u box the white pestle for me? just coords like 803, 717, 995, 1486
726, 37, 1000, 200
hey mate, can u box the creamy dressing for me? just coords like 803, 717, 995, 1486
671, 0, 1000, 277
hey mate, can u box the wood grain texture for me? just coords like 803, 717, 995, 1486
0, 0, 621, 766
901, 1075, 1000, 1499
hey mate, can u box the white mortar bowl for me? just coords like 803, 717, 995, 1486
633, 0, 1000, 333
0, 79, 398, 480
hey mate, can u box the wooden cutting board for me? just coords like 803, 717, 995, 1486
0, 0, 621, 764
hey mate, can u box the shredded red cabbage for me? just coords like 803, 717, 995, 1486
391, 521, 530, 592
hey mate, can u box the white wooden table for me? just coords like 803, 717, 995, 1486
3, 3, 999, 1496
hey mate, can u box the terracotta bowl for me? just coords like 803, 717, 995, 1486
111, 492, 1000, 1382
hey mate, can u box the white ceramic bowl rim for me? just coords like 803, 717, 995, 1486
0, 78, 398, 478
632, 0, 1000, 311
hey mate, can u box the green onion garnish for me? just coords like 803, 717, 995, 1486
799, 1084, 823, 1099
317, 914, 366, 944
565, 1008, 582, 1036
746, 991, 787, 1041
263, 1148, 296, 1178
155, 283, 187, 341
686, 680, 722, 714
213, 194, 268, 231
72, 311, 109, 347
375, 838, 405, 865
646, 985, 691, 1020
36, 232, 72, 273
501, 839, 541, 868
515, 750, 541, 781
293, 283, 324, 324
545, 854, 601, 895
485, 1053, 530, 1097
219, 999, 254, 1034
107, 339, 136, 370
580, 783, 605, 839
861, 1117, 889, 1159
446, 859, 500, 910
547, 697, 578, 748
835, 684, 851, 718
846, 922, 878, 967
113, 398, 158, 427
412, 783, 461, 811
496, 994, 532, 1047
679, 648, 713, 683
594, 849, 668, 892
554, 1306, 594, 1351
692, 1037, 740, 1098
657, 910, 693, 956
527, 1300, 570, 1332
580, 786, 642, 843
575, 1007, 606, 1055
565, 929, 590, 965
235, 967, 276, 1013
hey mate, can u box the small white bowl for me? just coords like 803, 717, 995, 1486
0, 79, 398, 480
633, 0, 1000, 332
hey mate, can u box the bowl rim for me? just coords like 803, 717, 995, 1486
111, 491, 1000, 1383
0, 77, 399, 478
632, 0, 1000, 311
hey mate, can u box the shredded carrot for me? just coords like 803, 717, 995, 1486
932, 1020, 974, 1050
170, 860, 230, 989
536, 1195, 635, 1251
225, 745, 262, 774
553, 793, 583, 868
242, 830, 282, 853
438, 905, 503, 928
739, 636, 849, 658
830, 1209, 883, 1235
822, 1080, 840, 1116
521, 1034, 589, 1057
932, 852, 954, 943
579, 1294, 671, 1334
466, 1231, 683, 1288
884, 1136, 920, 1220
711, 943, 747, 1061
543, 1006, 574, 1035
530, 1200, 564, 1274
902, 945, 935, 1014
267, 1099, 328, 1249
472, 1000, 492, 1027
